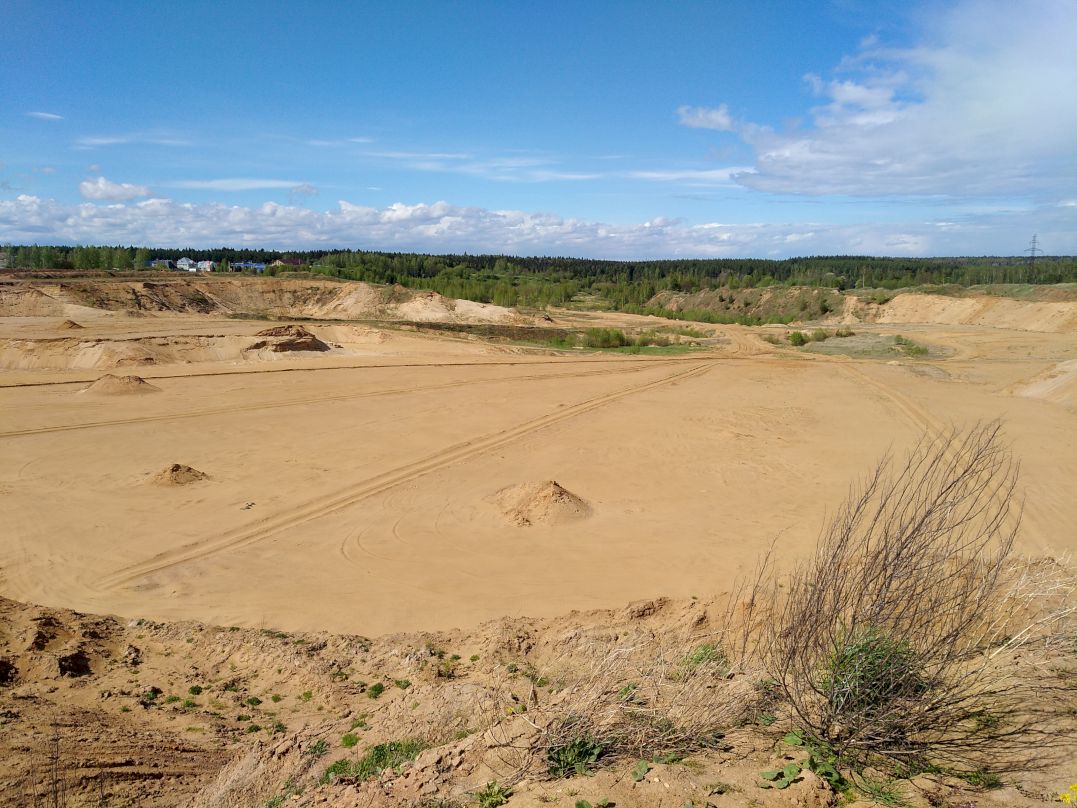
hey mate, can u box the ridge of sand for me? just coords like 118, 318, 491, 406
151, 463, 209, 485
59, 319, 84, 329
490, 480, 591, 527
81, 373, 161, 395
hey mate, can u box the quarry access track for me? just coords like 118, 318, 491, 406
98, 360, 714, 589
0, 358, 697, 440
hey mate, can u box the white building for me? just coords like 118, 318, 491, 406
197, 260, 216, 272
176, 258, 198, 272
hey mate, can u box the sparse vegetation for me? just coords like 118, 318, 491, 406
367, 682, 386, 699
319, 739, 424, 784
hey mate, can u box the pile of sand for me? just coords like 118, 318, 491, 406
151, 464, 208, 486
249, 325, 330, 353
59, 319, 84, 330
490, 480, 591, 527
81, 374, 161, 395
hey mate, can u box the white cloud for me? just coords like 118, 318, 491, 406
76, 132, 192, 148
687, 0, 1077, 198
306, 136, 376, 147
26, 111, 63, 121
676, 104, 735, 131
366, 150, 472, 160
626, 167, 752, 185
78, 177, 150, 201
1, 194, 1072, 258
170, 178, 307, 191
367, 151, 606, 183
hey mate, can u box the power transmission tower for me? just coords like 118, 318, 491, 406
1024, 234, 1042, 269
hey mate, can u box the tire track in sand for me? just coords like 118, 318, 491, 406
100, 360, 714, 590
834, 362, 945, 436
0, 362, 661, 440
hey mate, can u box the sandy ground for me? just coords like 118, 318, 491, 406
1, 307, 1075, 637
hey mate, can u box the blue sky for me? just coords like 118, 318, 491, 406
1, 0, 1074, 258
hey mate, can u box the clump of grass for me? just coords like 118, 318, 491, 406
319, 739, 424, 784
893, 334, 929, 356
394, 678, 412, 690
684, 643, 726, 672
547, 735, 604, 778
475, 782, 513, 808
367, 682, 386, 699
582, 327, 628, 349
788, 330, 808, 346
188, 685, 203, 696
341, 733, 359, 748
305, 739, 329, 758
245, 696, 262, 706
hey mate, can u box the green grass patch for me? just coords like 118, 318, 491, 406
319, 739, 425, 784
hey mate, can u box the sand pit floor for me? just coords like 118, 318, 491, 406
1, 315, 1074, 636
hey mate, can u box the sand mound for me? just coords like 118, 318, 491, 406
151, 463, 208, 486
490, 480, 591, 527
82, 374, 161, 395
59, 319, 84, 330
249, 324, 330, 352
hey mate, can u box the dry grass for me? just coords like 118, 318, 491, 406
484, 634, 760, 783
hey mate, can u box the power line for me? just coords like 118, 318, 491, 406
1024, 234, 1042, 268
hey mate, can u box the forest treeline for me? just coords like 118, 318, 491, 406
4, 244, 1075, 310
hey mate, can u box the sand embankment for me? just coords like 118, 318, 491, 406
855, 292, 1077, 333
0, 277, 529, 325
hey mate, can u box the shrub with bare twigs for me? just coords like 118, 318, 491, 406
757, 421, 1076, 779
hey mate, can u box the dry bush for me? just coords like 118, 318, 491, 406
21, 721, 69, 808
757, 421, 1076, 777
484, 634, 760, 783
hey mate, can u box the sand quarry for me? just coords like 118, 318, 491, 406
0, 276, 1075, 636
0, 276, 1075, 807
